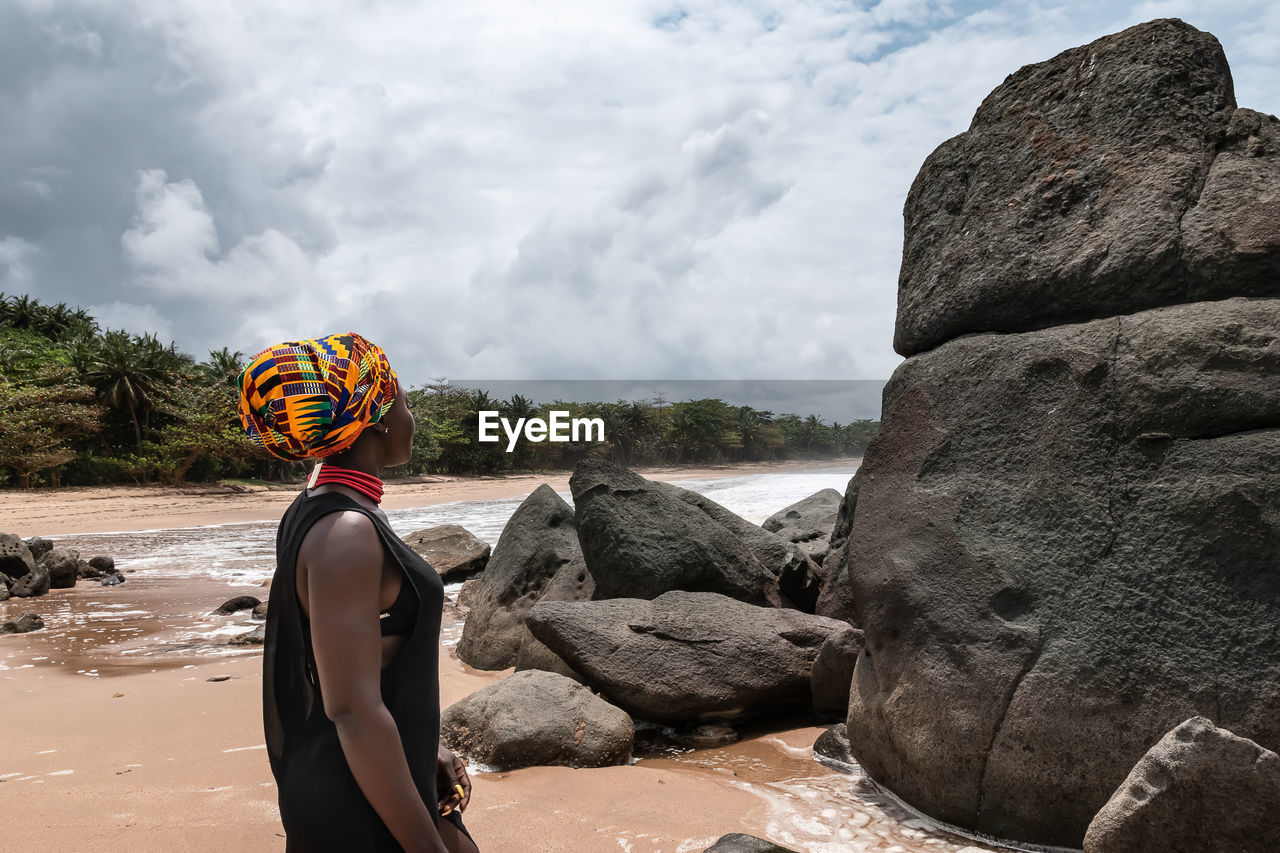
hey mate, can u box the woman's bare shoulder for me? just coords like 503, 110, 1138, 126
299, 509, 382, 579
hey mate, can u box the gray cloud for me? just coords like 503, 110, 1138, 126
3, 0, 1277, 385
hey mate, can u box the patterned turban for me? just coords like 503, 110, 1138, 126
237, 332, 400, 461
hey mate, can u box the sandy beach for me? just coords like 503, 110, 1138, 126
0, 458, 1001, 853
0, 458, 862, 538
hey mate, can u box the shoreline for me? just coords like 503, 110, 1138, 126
0, 456, 861, 537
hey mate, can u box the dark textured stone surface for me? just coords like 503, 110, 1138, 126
9, 564, 49, 597
703, 834, 798, 853
440, 670, 633, 769
457, 485, 593, 670
24, 537, 53, 563
813, 724, 855, 770
814, 469, 861, 623
402, 523, 490, 580
212, 595, 261, 615
0, 612, 45, 634
846, 297, 1280, 846
893, 18, 1280, 357
763, 488, 843, 563
571, 458, 820, 610
527, 591, 846, 724
810, 624, 864, 714
0, 533, 35, 580
1084, 717, 1280, 853
40, 547, 80, 589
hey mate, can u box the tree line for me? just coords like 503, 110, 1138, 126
0, 294, 878, 488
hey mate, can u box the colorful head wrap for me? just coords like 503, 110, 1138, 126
237, 332, 400, 461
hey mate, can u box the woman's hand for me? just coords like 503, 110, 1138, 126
436, 745, 471, 816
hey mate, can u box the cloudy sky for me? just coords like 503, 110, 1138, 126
2, 0, 1277, 385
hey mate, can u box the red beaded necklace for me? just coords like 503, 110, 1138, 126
308, 462, 384, 504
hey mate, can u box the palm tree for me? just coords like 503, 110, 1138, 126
79, 331, 176, 445
204, 347, 246, 387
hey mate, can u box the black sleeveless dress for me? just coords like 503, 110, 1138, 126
262, 488, 474, 850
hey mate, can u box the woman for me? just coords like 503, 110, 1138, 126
238, 332, 478, 853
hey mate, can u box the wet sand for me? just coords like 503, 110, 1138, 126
0, 458, 1010, 852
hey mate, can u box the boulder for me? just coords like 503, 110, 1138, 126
100, 573, 126, 587
703, 835, 798, 853
845, 295, 1280, 846
810, 624, 864, 714
402, 524, 490, 581
88, 556, 116, 574
763, 488, 843, 562
512, 636, 582, 682
570, 458, 820, 610
40, 548, 80, 589
24, 537, 53, 563
456, 578, 482, 609
251, 602, 268, 620
0, 533, 35, 580
814, 469, 861, 623
212, 595, 261, 615
813, 724, 855, 770
893, 19, 1276, 357
527, 591, 847, 724
0, 612, 45, 634
457, 485, 594, 670
9, 565, 49, 598
1083, 717, 1280, 853
440, 670, 633, 769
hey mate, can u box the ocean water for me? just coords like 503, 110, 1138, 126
40, 463, 861, 589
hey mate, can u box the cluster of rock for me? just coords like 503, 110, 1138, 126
212, 594, 269, 645
0, 533, 124, 632
837, 17, 1279, 850
442, 459, 862, 771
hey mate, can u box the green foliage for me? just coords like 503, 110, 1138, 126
0, 294, 881, 487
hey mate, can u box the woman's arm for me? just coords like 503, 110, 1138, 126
301, 510, 449, 853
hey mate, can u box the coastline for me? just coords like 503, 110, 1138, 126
0, 457, 862, 537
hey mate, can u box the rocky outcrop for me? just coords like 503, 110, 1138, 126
1083, 717, 1280, 853
527, 591, 846, 724
893, 18, 1277, 357
0, 533, 35, 580
24, 537, 53, 562
402, 524, 490, 581
703, 835, 798, 853
844, 18, 1280, 848
212, 595, 261, 615
440, 670, 633, 769
810, 624, 863, 714
457, 485, 593, 670
0, 612, 45, 634
814, 469, 861, 623
571, 459, 821, 610
762, 488, 843, 561
9, 564, 49, 598
40, 547, 80, 589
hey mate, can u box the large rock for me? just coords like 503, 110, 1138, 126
0, 533, 35, 580
8, 564, 49, 598
457, 485, 593, 670
814, 469, 861, 623
440, 670, 633, 769
703, 836, 798, 853
527, 591, 847, 724
24, 537, 53, 563
810, 624, 864, 714
40, 548, 80, 589
570, 459, 821, 610
0, 612, 45, 634
893, 19, 1278, 357
762, 487, 843, 561
846, 297, 1280, 846
402, 524, 490, 581
1083, 717, 1280, 853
